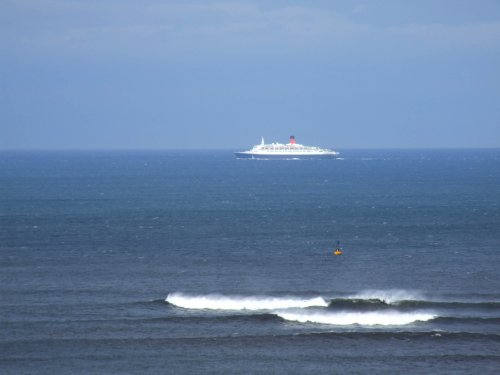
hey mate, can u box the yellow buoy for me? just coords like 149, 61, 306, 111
333, 241, 343, 255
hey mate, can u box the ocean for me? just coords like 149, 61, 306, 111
1, 149, 500, 374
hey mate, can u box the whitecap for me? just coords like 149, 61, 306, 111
166, 293, 328, 311
277, 310, 436, 326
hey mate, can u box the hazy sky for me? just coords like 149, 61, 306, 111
1, 0, 500, 149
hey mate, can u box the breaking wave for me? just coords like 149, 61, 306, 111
276, 311, 436, 326
328, 298, 390, 310
165, 290, 500, 328
166, 293, 328, 311
348, 290, 424, 304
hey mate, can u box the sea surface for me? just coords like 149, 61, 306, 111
1, 149, 500, 374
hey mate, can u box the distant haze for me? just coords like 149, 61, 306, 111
1, 0, 499, 150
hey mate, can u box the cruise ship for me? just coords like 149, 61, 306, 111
234, 136, 339, 159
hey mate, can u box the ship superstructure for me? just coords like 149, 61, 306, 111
234, 136, 339, 159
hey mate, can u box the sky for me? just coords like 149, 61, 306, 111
1, 0, 500, 150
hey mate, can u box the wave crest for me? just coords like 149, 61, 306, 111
277, 311, 436, 326
166, 293, 328, 311
349, 289, 423, 304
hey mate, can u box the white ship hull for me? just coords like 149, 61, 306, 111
234, 151, 338, 159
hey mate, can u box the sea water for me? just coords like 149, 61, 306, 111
1, 149, 500, 374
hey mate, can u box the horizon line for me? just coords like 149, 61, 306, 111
1, 147, 500, 152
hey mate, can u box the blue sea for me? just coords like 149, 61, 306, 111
1, 149, 500, 374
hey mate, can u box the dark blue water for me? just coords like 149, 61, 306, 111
1, 149, 500, 374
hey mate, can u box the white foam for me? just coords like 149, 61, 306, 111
277, 310, 436, 326
349, 289, 423, 304
166, 293, 328, 311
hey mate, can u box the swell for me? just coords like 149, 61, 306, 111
328, 298, 500, 312
3, 331, 500, 346
1, 313, 284, 326
395, 300, 500, 311
431, 316, 500, 325
17, 313, 498, 326
126, 313, 283, 324
290, 330, 500, 342
328, 298, 391, 310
